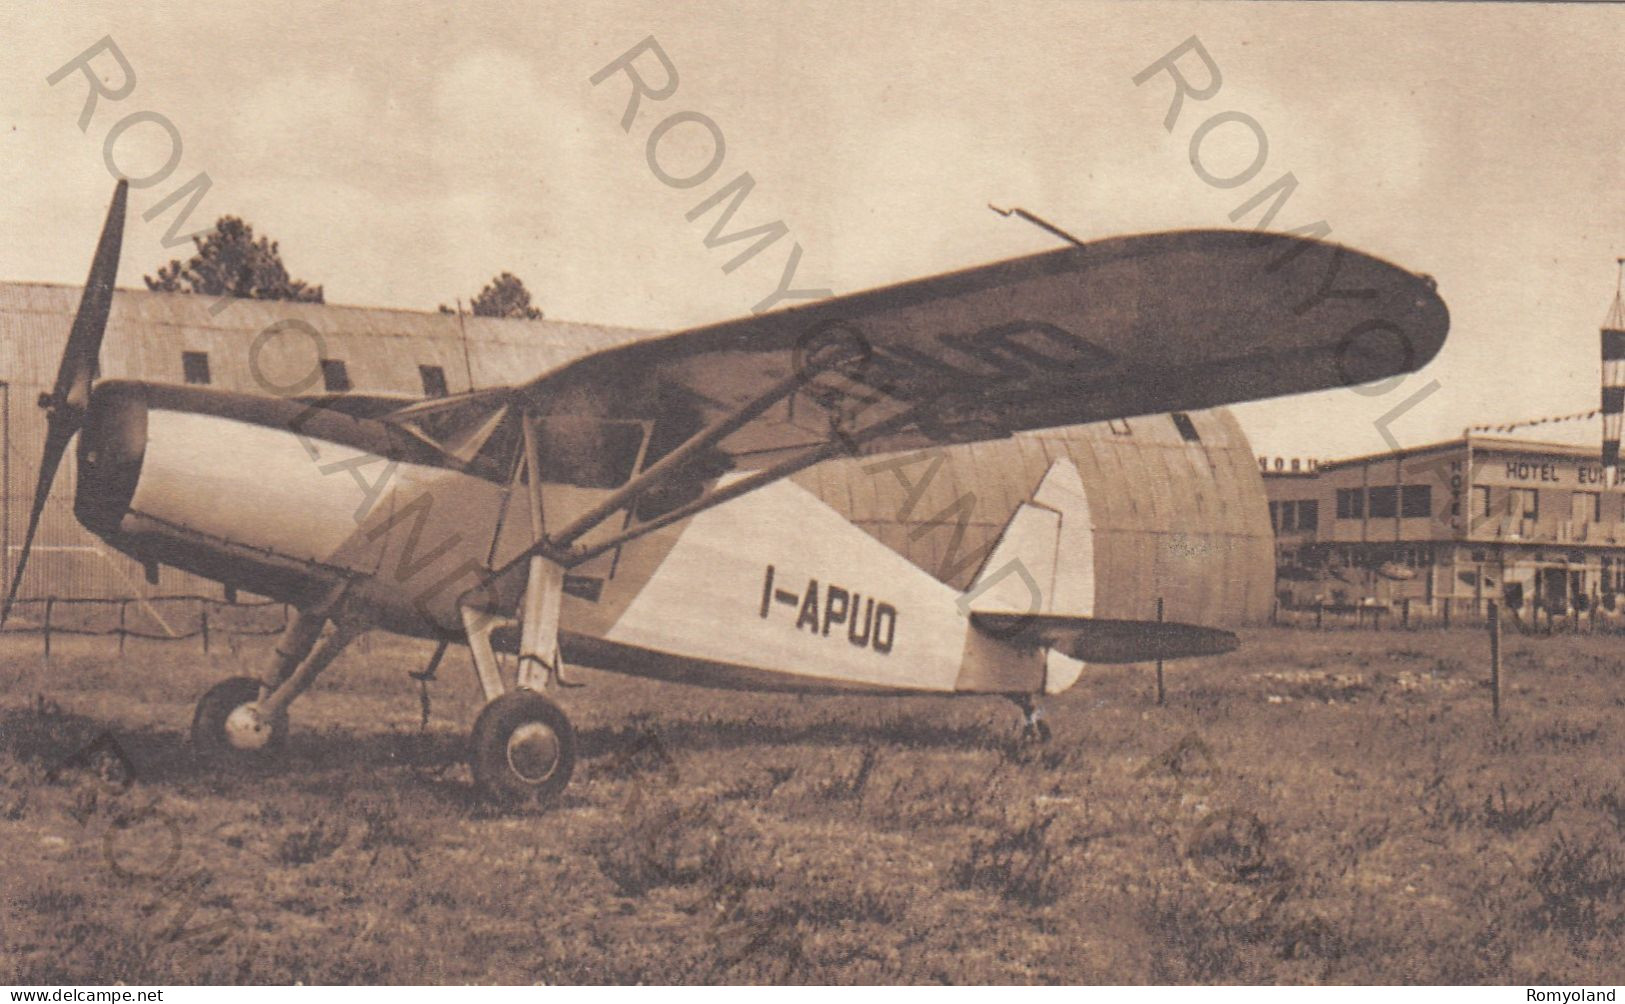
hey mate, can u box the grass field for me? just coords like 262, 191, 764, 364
2, 624, 1624, 984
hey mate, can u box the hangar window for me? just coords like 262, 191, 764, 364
1401, 484, 1432, 518
1107, 418, 1132, 435
1336, 488, 1364, 519
320, 358, 352, 393
181, 350, 211, 385
419, 364, 449, 398
1170, 412, 1200, 442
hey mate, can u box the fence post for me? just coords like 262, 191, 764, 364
1155, 597, 1165, 707
42, 596, 53, 661
1489, 600, 1502, 721
1316, 602, 1324, 630
1402, 598, 1411, 629
1443, 600, 1451, 629
118, 599, 128, 656
200, 607, 210, 654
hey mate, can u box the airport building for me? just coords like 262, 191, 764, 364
1262, 434, 1625, 619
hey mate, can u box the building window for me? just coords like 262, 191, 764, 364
1368, 485, 1399, 518
419, 364, 449, 398
1268, 501, 1279, 531
1574, 490, 1601, 523
1473, 485, 1491, 520
1107, 418, 1132, 435
1401, 484, 1431, 518
1170, 412, 1201, 442
1297, 499, 1318, 531
320, 358, 352, 393
181, 350, 211, 385
1336, 488, 1364, 519
1279, 501, 1297, 532
1511, 487, 1539, 520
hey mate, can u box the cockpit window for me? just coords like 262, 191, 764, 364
530, 417, 647, 489
396, 401, 647, 488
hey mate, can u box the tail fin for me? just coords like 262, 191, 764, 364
961, 456, 1236, 686
961, 457, 1094, 618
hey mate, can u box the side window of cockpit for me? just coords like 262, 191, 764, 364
532, 419, 646, 489
633, 396, 729, 522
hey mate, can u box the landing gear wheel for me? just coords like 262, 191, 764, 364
191, 676, 286, 759
469, 690, 576, 807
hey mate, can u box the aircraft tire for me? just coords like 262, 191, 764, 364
469, 689, 576, 807
191, 676, 286, 758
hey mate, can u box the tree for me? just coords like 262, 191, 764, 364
445, 272, 543, 320
145, 216, 324, 303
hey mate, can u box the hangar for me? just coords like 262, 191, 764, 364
0, 280, 1275, 630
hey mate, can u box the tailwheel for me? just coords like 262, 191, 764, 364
191, 676, 286, 759
469, 690, 576, 806
1013, 694, 1052, 745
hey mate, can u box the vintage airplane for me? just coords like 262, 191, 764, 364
4, 181, 1448, 805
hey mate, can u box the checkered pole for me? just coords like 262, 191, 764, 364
1605, 259, 1625, 487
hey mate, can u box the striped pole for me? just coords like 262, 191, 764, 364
1604, 259, 1625, 487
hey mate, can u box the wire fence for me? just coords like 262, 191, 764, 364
1271, 596, 1625, 635
0, 594, 291, 656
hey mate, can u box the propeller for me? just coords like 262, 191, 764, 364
1, 180, 128, 627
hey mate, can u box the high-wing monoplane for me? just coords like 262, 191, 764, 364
4, 181, 1448, 804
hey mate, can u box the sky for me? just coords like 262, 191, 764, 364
1, 1, 1621, 462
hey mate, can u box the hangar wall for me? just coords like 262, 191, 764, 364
0, 281, 1275, 627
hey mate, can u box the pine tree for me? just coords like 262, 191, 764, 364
145, 217, 324, 303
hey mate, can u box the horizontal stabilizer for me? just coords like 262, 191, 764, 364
970, 611, 1238, 663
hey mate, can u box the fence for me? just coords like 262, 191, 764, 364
0, 594, 291, 657
1270, 595, 1625, 635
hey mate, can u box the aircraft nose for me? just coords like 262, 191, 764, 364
75, 381, 148, 536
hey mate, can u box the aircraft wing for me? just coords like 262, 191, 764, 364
517, 229, 1448, 466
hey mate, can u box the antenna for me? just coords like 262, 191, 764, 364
987, 204, 1086, 248
1607, 258, 1625, 330
455, 296, 477, 393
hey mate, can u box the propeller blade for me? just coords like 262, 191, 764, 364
1, 181, 128, 628
54, 179, 128, 412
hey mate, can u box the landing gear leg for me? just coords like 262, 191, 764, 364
460, 558, 577, 807
464, 413, 580, 807
190, 609, 360, 758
